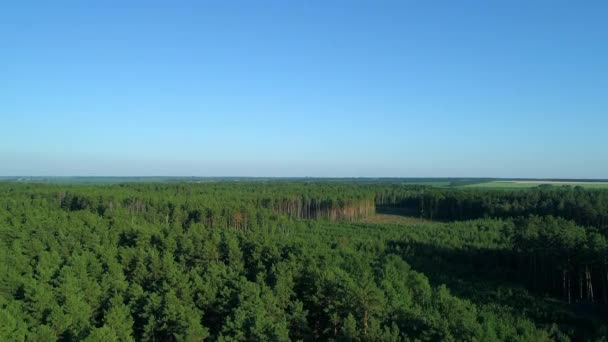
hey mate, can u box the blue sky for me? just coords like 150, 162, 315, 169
1, 1, 607, 178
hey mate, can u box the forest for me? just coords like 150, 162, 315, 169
1, 181, 607, 341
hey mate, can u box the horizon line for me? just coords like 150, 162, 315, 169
1, 176, 608, 182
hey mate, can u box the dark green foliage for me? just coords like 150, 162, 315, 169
0, 182, 606, 341
383, 186, 608, 231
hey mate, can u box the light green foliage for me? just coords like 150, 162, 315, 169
0, 303, 28, 342
84, 326, 119, 341
341, 313, 359, 341
104, 296, 135, 342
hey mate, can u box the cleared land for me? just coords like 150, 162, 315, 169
462, 180, 608, 189
358, 213, 430, 225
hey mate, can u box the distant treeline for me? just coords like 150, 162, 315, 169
379, 186, 608, 231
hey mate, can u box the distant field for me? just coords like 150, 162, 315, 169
0, 177, 472, 186
462, 180, 608, 189
1, 177, 607, 189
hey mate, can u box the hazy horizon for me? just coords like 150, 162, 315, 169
3, 176, 608, 182
2, 1, 607, 178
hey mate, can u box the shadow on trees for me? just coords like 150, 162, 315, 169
386, 239, 608, 340
376, 206, 420, 217
386, 240, 517, 296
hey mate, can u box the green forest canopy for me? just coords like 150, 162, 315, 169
1, 181, 607, 341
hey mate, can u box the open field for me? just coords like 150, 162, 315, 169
5, 177, 608, 189
0, 177, 460, 185
462, 180, 608, 189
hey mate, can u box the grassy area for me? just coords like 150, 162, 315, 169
461, 181, 608, 189
358, 213, 430, 225
2, 177, 606, 189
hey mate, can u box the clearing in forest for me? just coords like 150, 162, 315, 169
359, 213, 429, 225
462, 180, 608, 189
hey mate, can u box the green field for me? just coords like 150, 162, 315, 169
3, 177, 608, 191
461, 180, 608, 189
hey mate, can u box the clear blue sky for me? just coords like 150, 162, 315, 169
1, 1, 607, 178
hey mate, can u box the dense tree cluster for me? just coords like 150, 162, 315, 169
509, 216, 607, 304
382, 186, 608, 231
0, 182, 606, 341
